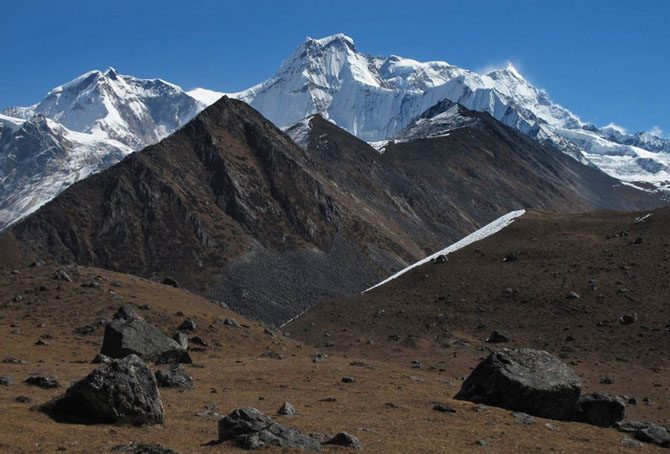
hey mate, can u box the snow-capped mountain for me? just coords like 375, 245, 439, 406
0, 69, 205, 229
193, 34, 669, 189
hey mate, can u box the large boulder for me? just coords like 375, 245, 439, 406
454, 348, 581, 420
41, 354, 164, 426
218, 408, 320, 450
572, 393, 626, 427
101, 306, 191, 364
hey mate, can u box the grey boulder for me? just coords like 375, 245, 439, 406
40, 354, 164, 426
218, 407, 320, 450
155, 364, 193, 389
572, 393, 626, 427
616, 421, 670, 448
454, 348, 581, 420
101, 306, 191, 364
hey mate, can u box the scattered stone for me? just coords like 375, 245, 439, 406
111, 442, 180, 454
101, 305, 191, 364
15, 395, 32, 404
572, 393, 625, 427
178, 318, 196, 332
0, 376, 12, 386
430, 254, 448, 264
223, 318, 240, 327
260, 350, 284, 360
616, 421, 670, 448
384, 402, 401, 409
2, 356, 26, 365
433, 403, 456, 413
342, 376, 355, 383
512, 412, 536, 425
161, 277, 180, 288
503, 252, 520, 262
91, 354, 112, 364
324, 432, 362, 450
455, 348, 581, 420
311, 353, 328, 363
54, 270, 73, 282
74, 320, 107, 336
13, 294, 24, 303
155, 364, 193, 389
486, 330, 511, 343
628, 397, 638, 405
309, 432, 331, 443
29, 260, 45, 267
566, 291, 580, 300
621, 438, 643, 448
475, 439, 489, 447
172, 332, 189, 350
40, 355, 164, 426
217, 408, 321, 450
619, 313, 638, 325
277, 402, 296, 417
632, 237, 643, 245
10, 269, 21, 274
25, 375, 59, 389
190, 336, 208, 347
600, 376, 614, 385
81, 281, 101, 289
545, 423, 559, 431
35, 339, 49, 346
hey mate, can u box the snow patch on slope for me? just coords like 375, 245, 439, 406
364, 210, 526, 293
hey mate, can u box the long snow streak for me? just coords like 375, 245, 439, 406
364, 210, 526, 293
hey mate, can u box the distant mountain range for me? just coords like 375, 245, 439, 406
2, 34, 669, 230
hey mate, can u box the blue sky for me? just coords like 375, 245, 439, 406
2, 0, 668, 135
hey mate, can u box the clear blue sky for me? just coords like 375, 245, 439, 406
2, 0, 668, 135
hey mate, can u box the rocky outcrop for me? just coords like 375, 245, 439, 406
217, 408, 320, 450
101, 306, 191, 364
454, 348, 581, 420
41, 354, 164, 425
572, 393, 626, 427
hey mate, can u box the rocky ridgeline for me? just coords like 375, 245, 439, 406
455, 348, 668, 448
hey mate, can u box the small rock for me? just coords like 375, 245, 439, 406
2, 356, 26, 365
512, 412, 536, 425
342, 376, 355, 383
431, 254, 448, 264
324, 432, 363, 450
190, 336, 208, 347
111, 442, 180, 453
620, 313, 638, 325
54, 270, 73, 282
433, 403, 456, 413
178, 318, 196, 332
0, 376, 12, 386
223, 318, 240, 327
81, 281, 101, 289
311, 353, 328, 363
91, 354, 112, 364
35, 339, 49, 346
616, 421, 670, 448
161, 277, 180, 288
155, 364, 193, 389
503, 252, 520, 262
172, 332, 189, 350
566, 291, 580, 300
621, 438, 643, 448
277, 401, 296, 417
25, 375, 59, 389
486, 330, 511, 343
15, 395, 32, 404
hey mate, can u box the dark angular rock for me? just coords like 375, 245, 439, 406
619, 313, 638, 325
454, 348, 581, 420
616, 421, 670, 448
111, 442, 180, 454
178, 318, 196, 332
324, 432, 363, 450
486, 330, 511, 343
430, 254, 448, 264
342, 376, 355, 383
572, 393, 626, 427
25, 375, 60, 389
15, 395, 32, 404
503, 252, 520, 262
2, 356, 27, 364
161, 277, 180, 288
218, 408, 320, 450
0, 376, 12, 385
101, 306, 191, 364
190, 336, 208, 347
223, 318, 240, 327
566, 291, 580, 300
155, 364, 193, 389
433, 403, 456, 413
40, 354, 164, 426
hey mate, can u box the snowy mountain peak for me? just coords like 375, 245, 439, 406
305, 33, 356, 48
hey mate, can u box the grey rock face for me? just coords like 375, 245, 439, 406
218, 407, 320, 450
324, 432, 363, 450
277, 401, 296, 416
101, 306, 191, 364
616, 421, 670, 448
572, 393, 626, 427
454, 348, 581, 420
41, 354, 164, 426
155, 364, 193, 389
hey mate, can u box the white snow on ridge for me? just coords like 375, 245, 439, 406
364, 210, 526, 293
187, 87, 225, 107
